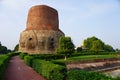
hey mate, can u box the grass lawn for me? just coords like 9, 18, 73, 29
55, 54, 120, 63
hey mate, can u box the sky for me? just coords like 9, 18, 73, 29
0, 0, 120, 50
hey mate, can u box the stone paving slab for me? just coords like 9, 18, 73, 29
3, 56, 46, 80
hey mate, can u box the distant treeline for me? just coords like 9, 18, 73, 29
0, 42, 11, 54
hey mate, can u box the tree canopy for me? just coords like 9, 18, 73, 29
14, 44, 19, 51
84, 36, 98, 49
56, 36, 75, 55
76, 47, 82, 52
104, 44, 114, 52
0, 42, 11, 54
84, 36, 114, 52
90, 40, 104, 51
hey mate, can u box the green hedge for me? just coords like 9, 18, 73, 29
7, 52, 20, 57
23, 55, 67, 80
29, 54, 65, 60
0, 55, 10, 80
19, 52, 28, 59
67, 70, 112, 80
28, 52, 117, 61
75, 51, 117, 56
0, 52, 20, 80
51, 60, 66, 67
24, 56, 33, 66
32, 59, 66, 80
113, 77, 120, 80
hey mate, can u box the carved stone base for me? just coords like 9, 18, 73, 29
19, 30, 64, 54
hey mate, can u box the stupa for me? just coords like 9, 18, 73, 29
19, 5, 64, 54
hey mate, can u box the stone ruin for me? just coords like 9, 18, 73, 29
19, 5, 64, 54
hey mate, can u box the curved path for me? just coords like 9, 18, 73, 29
3, 56, 46, 80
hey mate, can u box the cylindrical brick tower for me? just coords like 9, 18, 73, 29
19, 5, 64, 54
26, 5, 59, 31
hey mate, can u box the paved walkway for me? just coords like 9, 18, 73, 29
3, 56, 46, 80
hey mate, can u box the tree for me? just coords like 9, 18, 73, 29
56, 36, 75, 60
0, 42, 11, 54
104, 44, 114, 52
84, 36, 98, 50
14, 44, 19, 51
0, 42, 1, 46
90, 40, 104, 51
83, 36, 114, 52
0, 46, 7, 54
116, 49, 120, 53
76, 47, 82, 52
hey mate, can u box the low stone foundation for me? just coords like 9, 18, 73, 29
19, 30, 64, 54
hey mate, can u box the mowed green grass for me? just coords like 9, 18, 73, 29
55, 54, 120, 63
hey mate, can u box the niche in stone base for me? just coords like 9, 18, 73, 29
19, 30, 37, 51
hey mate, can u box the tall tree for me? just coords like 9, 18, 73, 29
0, 42, 1, 46
104, 44, 114, 52
56, 36, 75, 60
76, 47, 82, 52
84, 36, 98, 50
0, 46, 7, 53
90, 40, 104, 51
0, 42, 11, 54
14, 44, 19, 51
83, 36, 114, 52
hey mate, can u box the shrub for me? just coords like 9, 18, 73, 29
7, 52, 20, 57
19, 52, 28, 59
0, 55, 9, 80
29, 54, 65, 60
67, 70, 112, 80
32, 59, 66, 80
24, 56, 33, 66
51, 60, 66, 66
74, 51, 117, 56
113, 77, 120, 80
